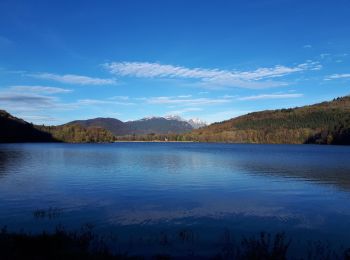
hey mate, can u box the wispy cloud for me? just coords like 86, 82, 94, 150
0, 92, 71, 114
146, 96, 232, 106
303, 44, 312, 48
9, 85, 72, 94
108, 96, 130, 100
238, 93, 303, 101
221, 94, 238, 99
166, 107, 202, 115
103, 61, 321, 89
325, 73, 350, 80
28, 72, 116, 85
0, 93, 57, 107
77, 99, 135, 106
104, 61, 313, 80
17, 114, 61, 123
0, 91, 133, 116
0, 85, 75, 114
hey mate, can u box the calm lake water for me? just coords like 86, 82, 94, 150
0, 143, 350, 256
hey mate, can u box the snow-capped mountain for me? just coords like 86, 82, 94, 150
139, 115, 207, 129
138, 116, 163, 121
187, 118, 207, 129
164, 115, 183, 121
165, 115, 207, 129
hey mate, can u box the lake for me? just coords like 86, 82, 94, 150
0, 142, 350, 257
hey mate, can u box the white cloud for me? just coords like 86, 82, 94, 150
198, 78, 288, 89
9, 85, 72, 94
166, 107, 202, 115
28, 72, 116, 85
77, 99, 135, 106
238, 93, 303, 101
146, 96, 232, 106
221, 95, 238, 99
0, 93, 57, 107
0, 92, 78, 114
0, 86, 76, 114
108, 96, 130, 100
303, 44, 312, 48
17, 115, 60, 123
103, 61, 321, 89
0, 93, 137, 121
325, 73, 350, 80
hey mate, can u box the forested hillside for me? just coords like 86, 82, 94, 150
0, 110, 55, 142
37, 124, 115, 143
0, 110, 115, 143
66, 118, 126, 136
185, 96, 350, 144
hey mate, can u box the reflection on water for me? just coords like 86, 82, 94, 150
0, 149, 25, 178
215, 145, 350, 190
0, 143, 350, 254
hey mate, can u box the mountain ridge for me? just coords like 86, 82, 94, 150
65, 115, 207, 136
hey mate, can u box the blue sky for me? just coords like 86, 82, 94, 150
0, 0, 349, 124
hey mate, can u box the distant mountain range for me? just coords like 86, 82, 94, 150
1, 96, 350, 144
163, 115, 207, 129
66, 116, 207, 136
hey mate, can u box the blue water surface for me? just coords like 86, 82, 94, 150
0, 143, 350, 255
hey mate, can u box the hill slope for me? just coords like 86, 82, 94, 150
0, 110, 115, 143
186, 96, 350, 144
66, 118, 126, 136
125, 117, 193, 135
66, 117, 194, 136
0, 110, 55, 142
38, 124, 115, 143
